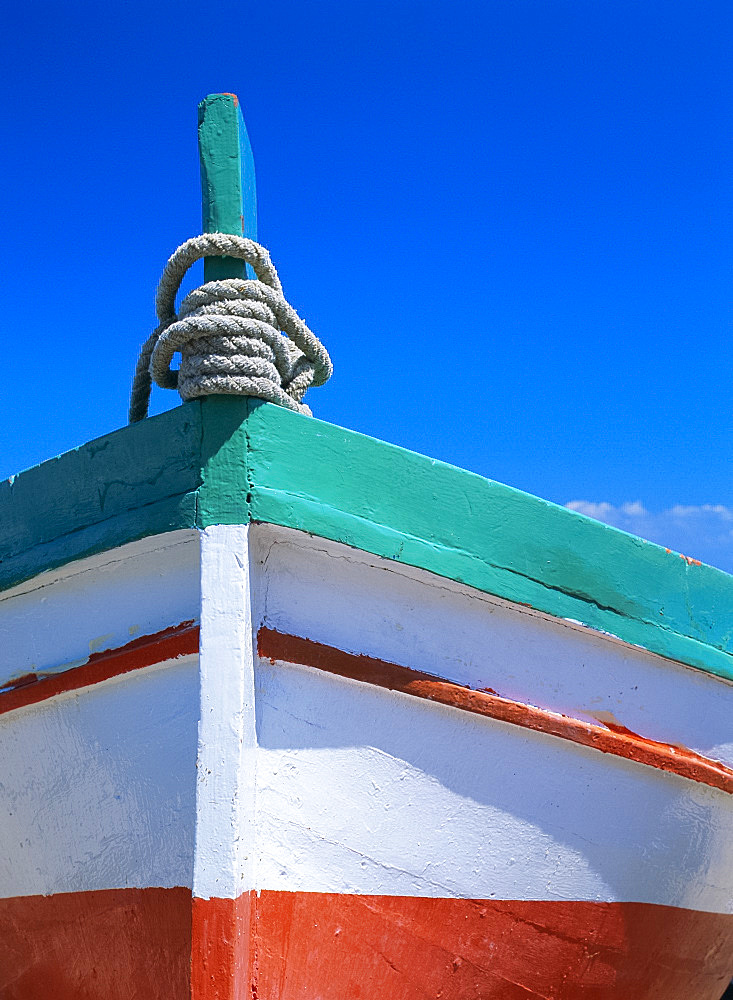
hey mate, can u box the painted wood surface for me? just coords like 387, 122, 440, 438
190, 529, 256, 997
193, 524, 256, 904
2, 396, 733, 683
2, 889, 730, 1000
2, 563, 730, 901
198, 92, 257, 282
0, 530, 198, 691
250, 525, 733, 770
0, 623, 197, 718
258, 627, 733, 793
241, 400, 733, 682
0, 888, 192, 1000
0, 536, 200, 899
0, 657, 198, 898
252, 657, 733, 909
250, 893, 733, 1000
0, 525, 731, 996
0, 404, 201, 592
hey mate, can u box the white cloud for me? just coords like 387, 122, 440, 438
564, 501, 733, 575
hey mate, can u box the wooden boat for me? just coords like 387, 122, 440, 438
1, 95, 732, 1000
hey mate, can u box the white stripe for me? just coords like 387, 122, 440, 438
250, 523, 733, 767
1, 522, 730, 913
254, 658, 733, 913
0, 531, 199, 689
193, 523, 257, 901
0, 658, 198, 898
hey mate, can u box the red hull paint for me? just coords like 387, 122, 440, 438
1, 889, 731, 999
258, 627, 733, 794
0, 887, 191, 999
250, 892, 733, 1000
191, 894, 252, 1000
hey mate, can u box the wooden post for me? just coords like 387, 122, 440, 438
198, 93, 258, 282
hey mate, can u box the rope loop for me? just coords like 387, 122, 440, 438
129, 234, 332, 423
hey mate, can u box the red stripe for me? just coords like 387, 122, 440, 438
4, 622, 728, 794
191, 894, 252, 1000
0, 622, 200, 716
258, 627, 733, 794
1, 889, 731, 999
249, 892, 733, 1000
0, 887, 191, 999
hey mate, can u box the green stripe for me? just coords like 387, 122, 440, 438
236, 401, 733, 682
0, 405, 202, 588
198, 93, 257, 282
2, 493, 198, 592
2, 396, 732, 682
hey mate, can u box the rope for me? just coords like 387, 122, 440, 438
129, 234, 332, 423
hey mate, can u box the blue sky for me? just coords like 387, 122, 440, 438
1, 1, 732, 572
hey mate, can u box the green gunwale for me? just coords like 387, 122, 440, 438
1, 396, 732, 682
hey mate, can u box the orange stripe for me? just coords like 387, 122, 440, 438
0, 887, 192, 999
191, 895, 252, 1000
3, 621, 729, 794
2, 889, 731, 999
258, 627, 733, 795
0, 623, 200, 716
250, 891, 733, 1000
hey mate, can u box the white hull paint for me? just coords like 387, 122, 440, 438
0, 656, 199, 898
255, 656, 733, 910
250, 524, 733, 768
0, 524, 731, 997
0, 524, 731, 906
0, 529, 199, 685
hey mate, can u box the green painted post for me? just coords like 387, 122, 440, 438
198, 93, 258, 282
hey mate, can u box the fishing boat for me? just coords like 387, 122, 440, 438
1, 94, 731, 1000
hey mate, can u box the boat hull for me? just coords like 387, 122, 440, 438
0, 523, 731, 998
2, 890, 732, 999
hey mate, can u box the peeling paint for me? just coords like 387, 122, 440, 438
258, 627, 733, 794
89, 633, 115, 654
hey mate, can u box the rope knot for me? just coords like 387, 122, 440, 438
129, 234, 332, 423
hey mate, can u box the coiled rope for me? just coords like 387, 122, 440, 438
129, 234, 332, 423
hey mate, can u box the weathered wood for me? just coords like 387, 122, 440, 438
2, 396, 732, 681
0, 405, 202, 590
198, 93, 257, 282
237, 399, 733, 681
1, 512, 732, 994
